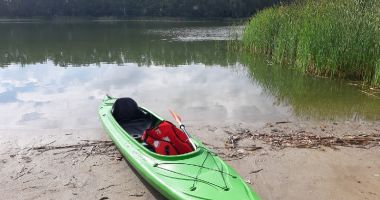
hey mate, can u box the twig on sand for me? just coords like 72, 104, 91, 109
30, 141, 114, 152
83, 146, 95, 161
13, 165, 36, 180
98, 184, 116, 191
129, 191, 145, 197
28, 140, 121, 159
250, 169, 263, 174
275, 121, 291, 125
44, 140, 56, 146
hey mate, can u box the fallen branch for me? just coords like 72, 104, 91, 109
98, 184, 116, 191
14, 165, 36, 180
275, 121, 291, 125
250, 169, 263, 174
249, 132, 380, 149
28, 140, 121, 159
31, 141, 114, 152
225, 127, 380, 150
129, 191, 145, 197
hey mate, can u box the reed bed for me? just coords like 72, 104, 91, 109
242, 0, 380, 85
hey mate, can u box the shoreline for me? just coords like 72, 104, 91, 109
1, 120, 379, 200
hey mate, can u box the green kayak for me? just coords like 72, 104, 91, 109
99, 96, 260, 200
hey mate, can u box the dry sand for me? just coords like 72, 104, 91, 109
0, 121, 379, 200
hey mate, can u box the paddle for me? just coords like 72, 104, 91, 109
169, 110, 197, 150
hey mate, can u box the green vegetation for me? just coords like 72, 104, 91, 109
0, 0, 289, 18
242, 0, 380, 85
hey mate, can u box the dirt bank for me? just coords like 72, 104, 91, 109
0, 121, 379, 200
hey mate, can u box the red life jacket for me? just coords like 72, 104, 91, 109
141, 121, 194, 155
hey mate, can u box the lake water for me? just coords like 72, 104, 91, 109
0, 21, 379, 129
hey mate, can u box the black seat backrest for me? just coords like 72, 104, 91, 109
112, 98, 144, 123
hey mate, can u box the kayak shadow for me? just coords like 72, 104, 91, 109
124, 160, 167, 200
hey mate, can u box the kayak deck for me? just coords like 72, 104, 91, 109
99, 97, 260, 200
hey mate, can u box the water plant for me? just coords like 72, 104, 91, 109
242, 0, 380, 85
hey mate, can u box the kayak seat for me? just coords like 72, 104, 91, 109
142, 121, 194, 155
112, 98, 154, 139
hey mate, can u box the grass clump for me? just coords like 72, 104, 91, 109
242, 0, 380, 85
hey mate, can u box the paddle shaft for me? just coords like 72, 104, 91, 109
179, 124, 197, 150
169, 110, 197, 150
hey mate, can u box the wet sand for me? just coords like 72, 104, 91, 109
1, 121, 379, 200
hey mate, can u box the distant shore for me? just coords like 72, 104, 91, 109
1, 120, 379, 200
0, 17, 246, 23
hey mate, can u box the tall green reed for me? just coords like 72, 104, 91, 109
242, 0, 380, 85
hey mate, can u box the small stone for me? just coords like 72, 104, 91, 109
237, 149, 246, 154
245, 179, 252, 185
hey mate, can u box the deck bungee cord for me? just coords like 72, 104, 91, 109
154, 146, 234, 191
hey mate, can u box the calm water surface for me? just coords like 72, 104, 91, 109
0, 21, 379, 129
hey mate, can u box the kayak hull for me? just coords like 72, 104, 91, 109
99, 97, 260, 200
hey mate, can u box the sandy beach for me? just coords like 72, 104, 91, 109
1, 121, 379, 200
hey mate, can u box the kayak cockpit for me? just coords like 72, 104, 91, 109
112, 97, 160, 140
112, 98, 195, 156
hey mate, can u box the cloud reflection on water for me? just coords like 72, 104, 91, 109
0, 62, 290, 129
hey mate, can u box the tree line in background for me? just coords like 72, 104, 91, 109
0, 0, 290, 18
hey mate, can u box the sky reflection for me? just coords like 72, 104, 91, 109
0, 62, 290, 129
